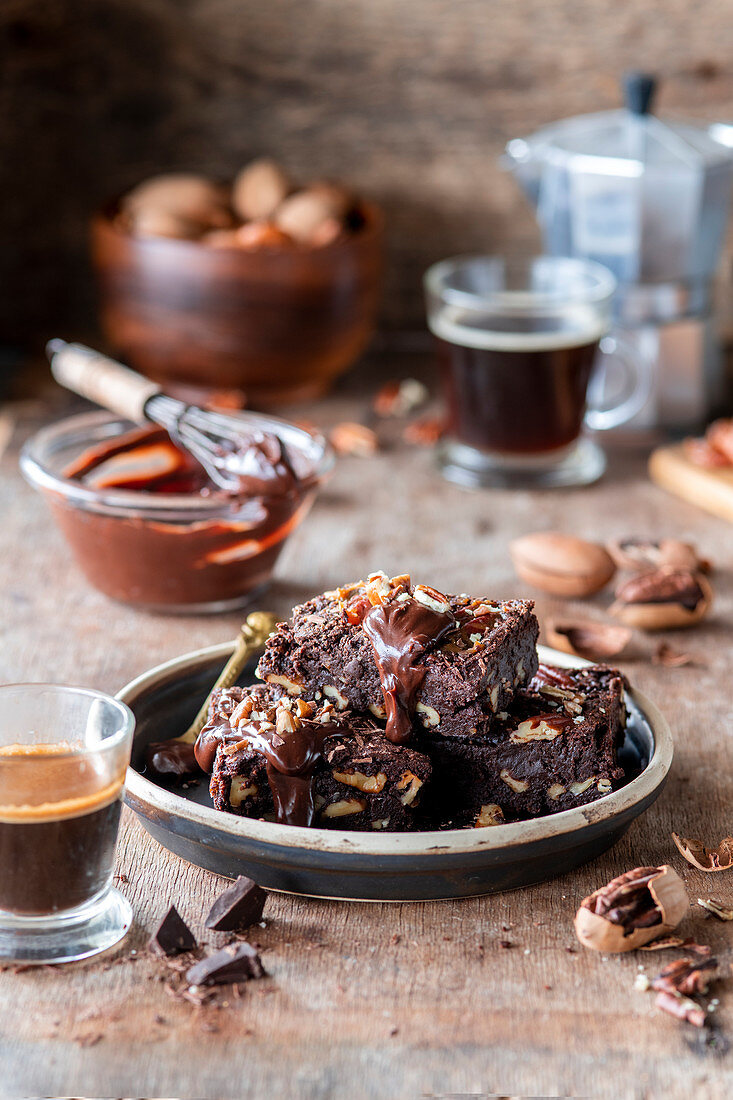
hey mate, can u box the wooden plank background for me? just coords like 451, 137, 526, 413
2, 0, 733, 344
1, 360, 732, 1098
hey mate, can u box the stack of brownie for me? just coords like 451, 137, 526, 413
196, 572, 627, 831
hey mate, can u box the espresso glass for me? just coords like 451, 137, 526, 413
0, 685, 134, 963
425, 256, 650, 489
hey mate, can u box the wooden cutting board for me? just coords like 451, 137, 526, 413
649, 442, 733, 522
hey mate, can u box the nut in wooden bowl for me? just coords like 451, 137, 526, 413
123, 173, 233, 234
232, 158, 291, 222
509, 532, 616, 597
274, 183, 353, 244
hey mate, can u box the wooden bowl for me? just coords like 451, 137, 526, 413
91, 201, 384, 405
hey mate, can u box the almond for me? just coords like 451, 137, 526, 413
510, 532, 616, 597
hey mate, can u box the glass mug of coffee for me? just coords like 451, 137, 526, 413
0, 684, 134, 963
424, 256, 650, 488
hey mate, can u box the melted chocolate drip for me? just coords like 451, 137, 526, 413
195, 723, 241, 774
197, 702, 341, 827
229, 721, 337, 827
252, 724, 334, 827
146, 740, 199, 781
361, 598, 455, 744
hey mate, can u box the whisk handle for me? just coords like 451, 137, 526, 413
47, 340, 162, 424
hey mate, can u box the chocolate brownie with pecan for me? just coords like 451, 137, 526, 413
420, 664, 627, 827
256, 572, 539, 744
204, 684, 431, 831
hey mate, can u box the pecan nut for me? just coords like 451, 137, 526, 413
609, 569, 712, 630
510, 532, 616, 597
574, 865, 688, 953
651, 955, 718, 997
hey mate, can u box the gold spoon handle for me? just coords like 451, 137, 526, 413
180, 611, 277, 744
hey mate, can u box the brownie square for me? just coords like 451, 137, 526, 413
420, 664, 627, 826
256, 573, 539, 738
206, 684, 431, 832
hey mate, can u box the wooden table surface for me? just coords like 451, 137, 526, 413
1, 358, 732, 1100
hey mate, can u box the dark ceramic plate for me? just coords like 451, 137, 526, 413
119, 642, 672, 901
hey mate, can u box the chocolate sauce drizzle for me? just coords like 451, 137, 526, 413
243, 723, 334, 827
194, 703, 341, 827
194, 723, 241, 774
361, 597, 455, 744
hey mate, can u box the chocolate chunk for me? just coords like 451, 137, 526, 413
148, 905, 197, 957
186, 942, 266, 987
205, 876, 267, 932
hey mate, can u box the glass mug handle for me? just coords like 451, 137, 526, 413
585, 333, 652, 431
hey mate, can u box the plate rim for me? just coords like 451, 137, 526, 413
119, 640, 672, 857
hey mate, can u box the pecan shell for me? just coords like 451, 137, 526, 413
609, 569, 712, 631
672, 832, 733, 872
574, 865, 688, 953
607, 538, 709, 575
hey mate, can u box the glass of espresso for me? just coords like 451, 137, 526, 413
0, 684, 134, 963
424, 256, 650, 488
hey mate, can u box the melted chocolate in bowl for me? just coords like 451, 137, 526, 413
0, 745, 125, 916
25, 415, 328, 612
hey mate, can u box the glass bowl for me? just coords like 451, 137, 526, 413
20, 409, 333, 614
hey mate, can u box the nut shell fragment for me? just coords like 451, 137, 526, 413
608, 538, 709, 575
610, 570, 712, 631
510, 532, 616, 597
329, 422, 378, 457
546, 619, 631, 662
672, 832, 733, 872
574, 865, 688, 953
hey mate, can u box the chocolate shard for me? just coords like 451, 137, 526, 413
204, 875, 267, 932
148, 904, 197, 957
186, 942, 266, 987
